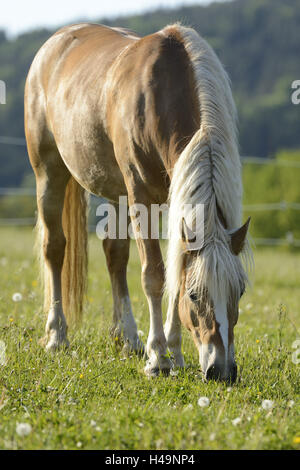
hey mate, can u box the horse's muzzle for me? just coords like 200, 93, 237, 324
205, 363, 237, 383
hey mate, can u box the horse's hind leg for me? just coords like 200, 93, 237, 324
103, 235, 144, 355
35, 154, 70, 350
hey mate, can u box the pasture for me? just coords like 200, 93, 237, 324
0, 227, 299, 450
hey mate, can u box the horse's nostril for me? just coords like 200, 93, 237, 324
229, 364, 238, 384
205, 365, 222, 381
205, 364, 237, 383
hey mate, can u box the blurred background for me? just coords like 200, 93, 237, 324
0, 0, 300, 246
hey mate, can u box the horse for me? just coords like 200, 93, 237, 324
24, 22, 252, 382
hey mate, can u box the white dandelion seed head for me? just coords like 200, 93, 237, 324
198, 396, 210, 407
155, 438, 164, 449
12, 292, 23, 302
16, 422, 32, 437
261, 399, 274, 410
232, 417, 242, 426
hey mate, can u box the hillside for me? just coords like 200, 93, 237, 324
0, 0, 300, 186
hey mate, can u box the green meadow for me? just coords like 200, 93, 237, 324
0, 227, 299, 450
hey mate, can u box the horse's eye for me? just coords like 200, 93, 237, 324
189, 291, 198, 302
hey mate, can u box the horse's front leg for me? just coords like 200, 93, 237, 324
134, 236, 172, 376
164, 297, 185, 368
103, 236, 144, 355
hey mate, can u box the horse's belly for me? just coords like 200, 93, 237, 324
58, 135, 127, 202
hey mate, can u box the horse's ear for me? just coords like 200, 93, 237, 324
181, 217, 196, 244
229, 217, 251, 255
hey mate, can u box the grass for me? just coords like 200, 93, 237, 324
0, 227, 299, 450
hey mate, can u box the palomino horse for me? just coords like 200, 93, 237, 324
25, 23, 251, 382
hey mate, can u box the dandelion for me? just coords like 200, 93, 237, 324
16, 423, 32, 437
288, 400, 295, 408
209, 432, 216, 441
138, 330, 145, 337
90, 420, 97, 427
227, 387, 232, 392
12, 293, 23, 302
79, 373, 84, 379
198, 396, 210, 407
261, 399, 274, 410
76, 441, 82, 448
232, 417, 242, 426
155, 439, 164, 449
256, 339, 260, 344
245, 303, 253, 311
31, 280, 38, 287
9, 318, 14, 323
293, 436, 300, 444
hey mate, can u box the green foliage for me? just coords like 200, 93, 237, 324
0, 0, 300, 186
243, 149, 300, 241
0, 173, 36, 220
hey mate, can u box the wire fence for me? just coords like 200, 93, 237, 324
1, 137, 300, 247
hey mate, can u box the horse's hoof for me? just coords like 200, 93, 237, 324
171, 356, 185, 369
38, 336, 48, 348
39, 333, 69, 351
144, 360, 171, 377
122, 340, 145, 358
45, 339, 69, 351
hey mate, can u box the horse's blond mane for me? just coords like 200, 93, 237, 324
164, 24, 251, 303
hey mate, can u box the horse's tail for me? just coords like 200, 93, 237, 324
36, 177, 88, 325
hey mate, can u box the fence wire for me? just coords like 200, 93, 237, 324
1, 137, 300, 246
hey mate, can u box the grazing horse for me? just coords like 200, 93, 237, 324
25, 23, 251, 382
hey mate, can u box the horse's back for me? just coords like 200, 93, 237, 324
25, 23, 199, 202
25, 24, 139, 198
